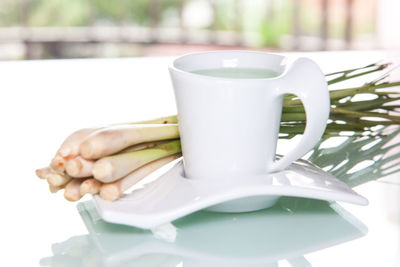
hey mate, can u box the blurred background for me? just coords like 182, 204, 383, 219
0, 0, 399, 60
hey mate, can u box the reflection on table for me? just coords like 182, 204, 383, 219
40, 197, 366, 267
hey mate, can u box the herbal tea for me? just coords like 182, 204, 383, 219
191, 67, 279, 79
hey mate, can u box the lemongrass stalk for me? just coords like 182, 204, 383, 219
55, 116, 177, 158
80, 178, 102, 195
51, 116, 178, 169
64, 179, 86, 202
56, 128, 100, 158
80, 124, 179, 159
100, 154, 181, 201
119, 140, 178, 153
66, 141, 179, 177
93, 140, 181, 183
65, 156, 95, 178
134, 115, 178, 124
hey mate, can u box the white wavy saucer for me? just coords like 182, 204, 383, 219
93, 158, 368, 229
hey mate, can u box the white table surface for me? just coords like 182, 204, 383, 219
0, 50, 399, 267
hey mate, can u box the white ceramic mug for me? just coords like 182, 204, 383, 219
169, 51, 329, 180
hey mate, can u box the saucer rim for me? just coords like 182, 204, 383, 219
93, 160, 368, 229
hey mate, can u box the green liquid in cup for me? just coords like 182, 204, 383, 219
191, 67, 279, 79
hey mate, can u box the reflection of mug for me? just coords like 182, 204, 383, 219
169, 51, 329, 179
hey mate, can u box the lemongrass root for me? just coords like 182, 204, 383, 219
35, 167, 52, 179
64, 179, 86, 202
100, 154, 181, 201
46, 172, 72, 187
48, 183, 65, 193
65, 156, 95, 178
92, 140, 181, 183
49, 154, 68, 172
80, 124, 179, 159
80, 178, 102, 195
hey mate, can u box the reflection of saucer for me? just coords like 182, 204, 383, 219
93, 159, 368, 229
69, 198, 366, 267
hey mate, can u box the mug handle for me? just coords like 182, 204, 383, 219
269, 57, 330, 172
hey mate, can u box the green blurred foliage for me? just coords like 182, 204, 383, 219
299, 2, 320, 36
213, 0, 235, 30
258, 3, 291, 47
0, 0, 20, 26
0, 0, 376, 46
28, 0, 91, 26
27, 0, 151, 26
0, 0, 180, 27
92, 0, 150, 25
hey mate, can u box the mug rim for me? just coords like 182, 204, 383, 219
169, 50, 288, 81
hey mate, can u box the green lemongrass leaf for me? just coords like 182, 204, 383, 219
331, 107, 400, 123
282, 105, 305, 113
326, 123, 366, 131
325, 62, 387, 77
281, 113, 306, 122
367, 65, 400, 86
327, 63, 390, 85
329, 82, 400, 101
280, 123, 365, 134
328, 68, 386, 85
374, 106, 400, 112
139, 62, 400, 139
283, 84, 400, 106
329, 115, 394, 127
336, 97, 400, 111
279, 62, 400, 138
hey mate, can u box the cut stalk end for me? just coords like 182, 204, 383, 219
65, 156, 94, 178
46, 172, 72, 187
80, 178, 102, 195
92, 160, 114, 182
100, 184, 122, 202
64, 179, 85, 202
